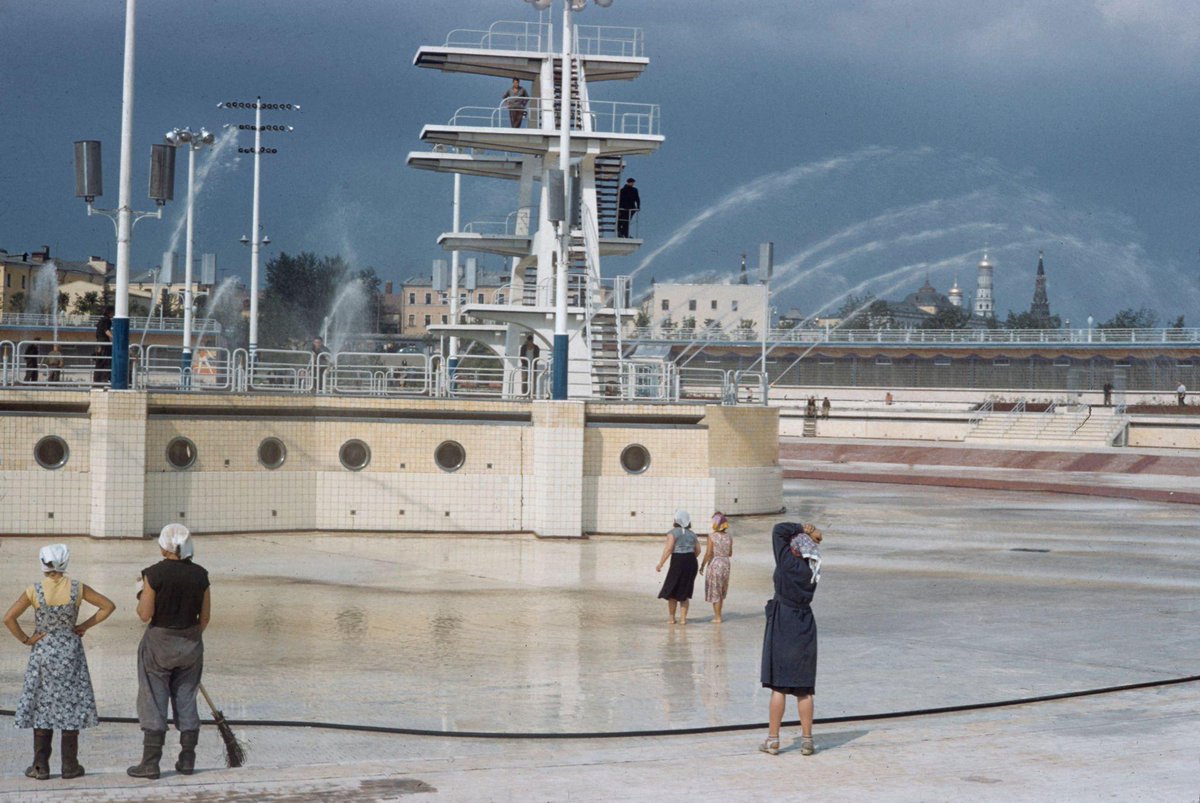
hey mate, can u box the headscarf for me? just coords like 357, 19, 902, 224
673, 509, 691, 529
158, 523, 194, 560
39, 544, 69, 573
711, 512, 729, 532
789, 531, 822, 584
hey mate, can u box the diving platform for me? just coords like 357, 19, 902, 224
420, 124, 662, 159
415, 47, 647, 83
437, 232, 642, 258
406, 151, 528, 181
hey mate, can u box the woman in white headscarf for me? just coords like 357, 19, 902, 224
3, 544, 115, 781
127, 523, 210, 780
655, 510, 701, 624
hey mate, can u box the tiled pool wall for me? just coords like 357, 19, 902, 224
0, 391, 782, 538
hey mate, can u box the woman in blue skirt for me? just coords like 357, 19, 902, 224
4, 544, 115, 780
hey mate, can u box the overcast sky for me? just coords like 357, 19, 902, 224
2, 0, 1199, 322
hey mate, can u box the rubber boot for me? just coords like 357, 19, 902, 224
61, 729, 85, 779
25, 729, 52, 780
175, 729, 199, 775
126, 730, 165, 779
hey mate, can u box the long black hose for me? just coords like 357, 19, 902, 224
2, 673, 1195, 739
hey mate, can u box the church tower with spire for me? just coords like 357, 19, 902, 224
973, 250, 994, 320
948, 277, 963, 308
1029, 250, 1051, 326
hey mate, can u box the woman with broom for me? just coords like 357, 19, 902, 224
127, 524, 210, 780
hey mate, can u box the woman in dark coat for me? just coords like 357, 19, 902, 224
655, 510, 701, 624
759, 520, 823, 756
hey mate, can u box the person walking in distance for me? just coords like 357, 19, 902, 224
4, 544, 115, 781
127, 525, 210, 780
655, 510, 701, 625
519, 334, 540, 395
502, 78, 530, 128
1178, 382, 1187, 406
93, 306, 113, 385
700, 512, 734, 623
617, 178, 640, 238
759, 520, 824, 757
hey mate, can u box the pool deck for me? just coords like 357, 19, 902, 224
1, 476, 1197, 801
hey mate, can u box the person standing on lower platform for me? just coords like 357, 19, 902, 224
656, 510, 700, 624
759, 520, 823, 757
127, 524, 211, 780
4, 544, 115, 781
700, 512, 734, 623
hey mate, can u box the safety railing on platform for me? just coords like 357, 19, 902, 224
7, 339, 113, 388
247, 349, 315, 393
0, 340, 13, 385
731, 370, 768, 406
589, 358, 673, 402
443, 20, 551, 53
437, 354, 530, 400
331, 351, 432, 397
675, 367, 728, 403
573, 24, 645, 58
446, 97, 660, 138
137, 345, 233, 391
626, 326, 1200, 346
0, 312, 222, 334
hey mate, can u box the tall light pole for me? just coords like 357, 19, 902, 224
164, 127, 215, 383
525, 0, 612, 399
73, 0, 175, 389
219, 98, 297, 359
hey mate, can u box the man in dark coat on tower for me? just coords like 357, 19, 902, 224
617, 178, 640, 238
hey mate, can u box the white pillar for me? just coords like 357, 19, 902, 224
552, 0, 573, 400
111, 0, 137, 389
449, 172, 461, 363
182, 144, 196, 372
248, 97, 262, 358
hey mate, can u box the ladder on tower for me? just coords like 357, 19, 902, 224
594, 154, 624, 237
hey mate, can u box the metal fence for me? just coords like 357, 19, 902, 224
627, 326, 1200, 345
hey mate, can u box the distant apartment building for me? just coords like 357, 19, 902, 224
1, 246, 110, 315
382, 270, 508, 336
645, 282, 769, 333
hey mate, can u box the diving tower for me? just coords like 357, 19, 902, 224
407, 13, 662, 398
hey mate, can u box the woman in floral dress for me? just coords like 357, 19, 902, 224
4, 544, 115, 780
700, 512, 734, 623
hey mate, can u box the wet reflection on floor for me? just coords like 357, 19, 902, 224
2, 480, 1198, 733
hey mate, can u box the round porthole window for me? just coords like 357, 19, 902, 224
434, 440, 466, 472
620, 443, 651, 474
166, 437, 197, 470
258, 437, 287, 470
33, 436, 69, 470
339, 439, 371, 471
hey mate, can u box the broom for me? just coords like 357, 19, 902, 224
198, 683, 246, 768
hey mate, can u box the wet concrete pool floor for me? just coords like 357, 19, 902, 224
2, 479, 1197, 799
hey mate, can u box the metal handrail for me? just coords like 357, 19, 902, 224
625, 326, 1200, 346
572, 24, 645, 58
140, 345, 233, 391
247, 348, 315, 393
967, 399, 995, 429
0, 311, 222, 334
12, 338, 114, 388
443, 20, 551, 53
331, 351, 431, 397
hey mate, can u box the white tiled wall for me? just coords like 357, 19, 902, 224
2, 392, 782, 538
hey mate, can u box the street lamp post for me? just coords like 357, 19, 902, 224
523, 0, 615, 399
73, 0, 176, 389
219, 98, 297, 360
164, 127, 216, 384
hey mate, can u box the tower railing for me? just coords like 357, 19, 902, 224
443, 21, 552, 53
624, 326, 1200, 345
573, 25, 645, 58
446, 98, 660, 137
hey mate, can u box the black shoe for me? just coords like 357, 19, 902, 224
26, 729, 52, 780
175, 729, 199, 775
61, 729, 85, 779
126, 730, 165, 779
